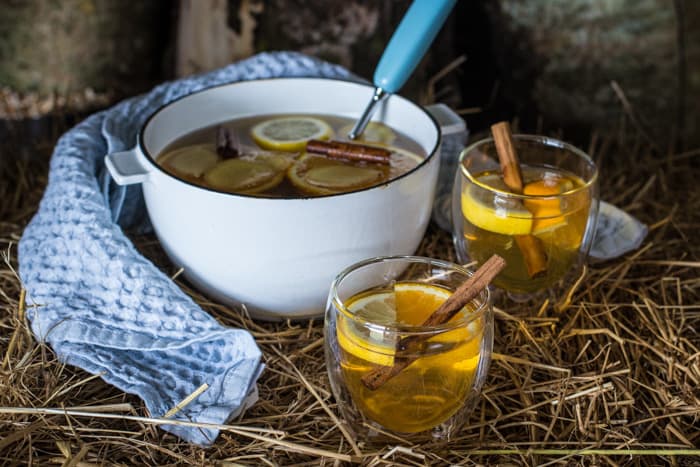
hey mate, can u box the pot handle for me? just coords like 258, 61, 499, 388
425, 103, 466, 136
104, 147, 150, 185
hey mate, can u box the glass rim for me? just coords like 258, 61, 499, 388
329, 255, 491, 334
458, 134, 599, 200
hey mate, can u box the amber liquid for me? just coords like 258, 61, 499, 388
155, 114, 424, 197
338, 288, 483, 434
461, 166, 591, 293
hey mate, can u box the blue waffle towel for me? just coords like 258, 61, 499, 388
18, 52, 355, 445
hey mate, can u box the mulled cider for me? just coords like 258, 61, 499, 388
155, 114, 424, 197
461, 167, 590, 293
335, 281, 483, 433
453, 133, 598, 296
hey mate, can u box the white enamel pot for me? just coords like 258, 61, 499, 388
105, 78, 464, 320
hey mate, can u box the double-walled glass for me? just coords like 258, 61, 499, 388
324, 256, 493, 441
452, 135, 599, 298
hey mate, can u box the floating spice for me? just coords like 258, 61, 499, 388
306, 139, 392, 164
216, 125, 240, 159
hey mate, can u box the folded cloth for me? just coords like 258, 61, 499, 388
589, 201, 648, 261
18, 51, 356, 445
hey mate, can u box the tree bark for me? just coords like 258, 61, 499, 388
0, 0, 171, 97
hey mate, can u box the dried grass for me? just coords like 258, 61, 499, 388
1, 117, 699, 465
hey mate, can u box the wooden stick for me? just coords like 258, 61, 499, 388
360, 255, 506, 391
491, 121, 548, 278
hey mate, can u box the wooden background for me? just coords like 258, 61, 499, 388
1, 0, 697, 152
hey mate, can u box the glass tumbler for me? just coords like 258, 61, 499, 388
324, 256, 493, 441
452, 135, 599, 298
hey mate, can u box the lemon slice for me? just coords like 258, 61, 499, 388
338, 121, 396, 144
251, 116, 332, 152
461, 187, 533, 235
339, 291, 396, 366
203, 156, 288, 194
288, 153, 387, 196
337, 320, 396, 367
159, 144, 219, 178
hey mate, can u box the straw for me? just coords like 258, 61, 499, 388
1, 90, 699, 464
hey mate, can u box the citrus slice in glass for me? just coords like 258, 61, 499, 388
251, 116, 332, 152
395, 282, 481, 372
288, 153, 387, 196
337, 282, 481, 371
523, 176, 570, 234
461, 185, 533, 235
160, 144, 219, 178
338, 121, 396, 144
203, 153, 293, 194
393, 282, 451, 325
339, 290, 396, 366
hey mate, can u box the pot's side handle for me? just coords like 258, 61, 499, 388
425, 103, 466, 136
104, 148, 150, 185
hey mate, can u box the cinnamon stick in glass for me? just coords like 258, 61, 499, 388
490, 121, 548, 278
306, 139, 391, 164
360, 254, 506, 391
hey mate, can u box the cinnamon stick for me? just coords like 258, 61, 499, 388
306, 139, 391, 164
514, 235, 548, 278
490, 121, 548, 278
360, 254, 506, 391
491, 122, 524, 194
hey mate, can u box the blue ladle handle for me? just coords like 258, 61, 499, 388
349, 0, 457, 139
374, 0, 457, 93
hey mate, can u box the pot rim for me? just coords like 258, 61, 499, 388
137, 77, 442, 200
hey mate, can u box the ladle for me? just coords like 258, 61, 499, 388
348, 0, 457, 140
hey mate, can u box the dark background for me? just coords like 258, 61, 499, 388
0, 0, 697, 160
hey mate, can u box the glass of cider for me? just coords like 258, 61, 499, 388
452, 135, 599, 298
324, 256, 493, 441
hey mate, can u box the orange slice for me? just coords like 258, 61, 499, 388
395, 282, 482, 372
393, 282, 451, 325
523, 176, 572, 234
